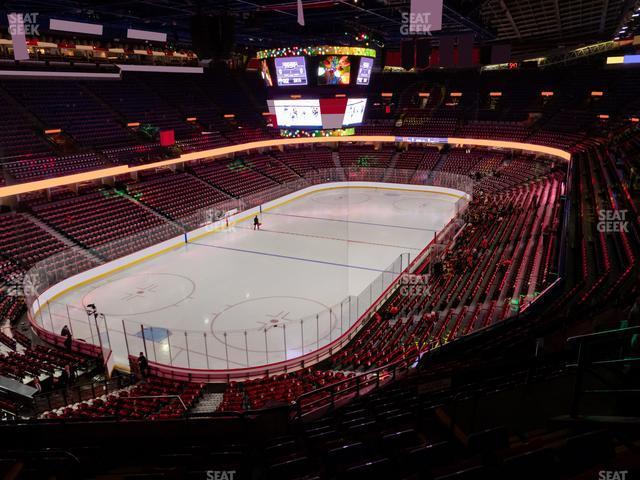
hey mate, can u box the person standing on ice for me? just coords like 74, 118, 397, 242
253, 215, 261, 230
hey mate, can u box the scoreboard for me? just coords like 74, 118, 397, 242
356, 57, 374, 85
269, 98, 367, 128
274, 57, 307, 86
257, 46, 376, 131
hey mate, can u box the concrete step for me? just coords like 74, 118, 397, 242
190, 392, 224, 414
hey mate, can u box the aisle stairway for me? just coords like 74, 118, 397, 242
190, 393, 225, 414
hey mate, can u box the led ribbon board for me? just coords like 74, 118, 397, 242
257, 46, 377, 59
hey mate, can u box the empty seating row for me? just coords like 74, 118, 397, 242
218, 369, 356, 412
339, 146, 395, 169
30, 190, 176, 259
41, 376, 204, 420
273, 148, 335, 175
191, 157, 278, 198
6, 153, 106, 181
126, 172, 230, 221
244, 154, 301, 183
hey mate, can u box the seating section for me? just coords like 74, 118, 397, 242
252, 368, 619, 480
0, 213, 68, 270
339, 146, 395, 169
217, 369, 356, 412
86, 76, 194, 138
0, 95, 53, 160
126, 172, 230, 221
458, 121, 529, 141
244, 154, 301, 183
474, 155, 555, 193
436, 148, 505, 176
355, 124, 394, 136
191, 158, 278, 197
41, 377, 204, 420
191, 69, 266, 127
6, 152, 106, 181
176, 133, 231, 153
224, 127, 278, 144
2, 68, 624, 185
2, 80, 134, 148
5, 67, 640, 186
396, 113, 459, 137
571, 145, 638, 307
136, 73, 229, 132
0, 345, 93, 384
395, 146, 441, 173
102, 144, 168, 166
0, 294, 26, 328
527, 130, 584, 150
332, 175, 564, 371
30, 190, 177, 260
273, 148, 335, 175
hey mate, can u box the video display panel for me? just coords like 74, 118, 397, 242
260, 59, 273, 87
343, 98, 367, 125
356, 57, 373, 85
274, 56, 308, 86
317, 55, 351, 85
273, 99, 322, 127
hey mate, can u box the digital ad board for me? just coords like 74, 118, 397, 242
274, 56, 308, 86
317, 55, 351, 86
273, 99, 321, 127
343, 98, 367, 125
356, 57, 373, 85
270, 98, 367, 128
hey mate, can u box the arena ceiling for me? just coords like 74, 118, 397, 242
2, 0, 638, 56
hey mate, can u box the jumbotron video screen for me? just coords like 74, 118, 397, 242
257, 46, 376, 131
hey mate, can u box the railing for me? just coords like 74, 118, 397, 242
293, 357, 415, 420
23, 168, 474, 379
33, 375, 132, 414
567, 325, 640, 418
129, 395, 189, 412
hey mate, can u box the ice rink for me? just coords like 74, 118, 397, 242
42, 186, 462, 371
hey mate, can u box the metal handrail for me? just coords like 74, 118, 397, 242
567, 325, 640, 343
293, 356, 415, 418
126, 395, 188, 412
34, 376, 130, 414
568, 323, 639, 417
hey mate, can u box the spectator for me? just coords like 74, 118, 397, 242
60, 325, 70, 337
63, 332, 72, 351
32, 377, 42, 394
58, 367, 69, 389
138, 352, 150, 378
64, 365, 76, 386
